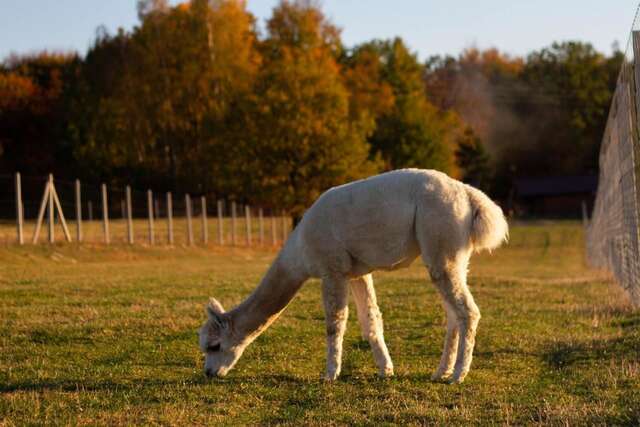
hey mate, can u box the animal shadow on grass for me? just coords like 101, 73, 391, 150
0, 372, 316, 395
543, 335, 640, 370
215, 373, 308, 387
543, 304, 640, 370
27, 328, 94, 345
0, 378, 185, 394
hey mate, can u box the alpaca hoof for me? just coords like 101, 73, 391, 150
324, 371, 340, 381
446, 374, 466, 384
378, 365, 394, 378
430, 371, 452, 382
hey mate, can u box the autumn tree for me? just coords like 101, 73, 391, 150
521, 41, 622, 174
353, 38, 460, 173
71, 0, 259, 191
339, 42, 395, 140
66, 28, 134, 183
242, 0, 380, 222
0, 52, 79, 176
425, 43, 622, 197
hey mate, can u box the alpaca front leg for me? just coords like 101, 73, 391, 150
350, 274, 394, 377
431, 301, 459, 381
322, 275, 349, 381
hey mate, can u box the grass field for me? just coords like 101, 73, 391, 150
1, 221, 639, 425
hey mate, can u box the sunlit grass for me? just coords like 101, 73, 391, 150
0, 221, 638, 425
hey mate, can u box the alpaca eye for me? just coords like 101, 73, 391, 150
207, 343, 221, 352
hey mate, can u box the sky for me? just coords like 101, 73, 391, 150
1, 1, 639, 61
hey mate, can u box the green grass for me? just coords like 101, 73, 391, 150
1, 221, 639, 425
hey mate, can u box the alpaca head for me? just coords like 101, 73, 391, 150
198, 298, 245, 378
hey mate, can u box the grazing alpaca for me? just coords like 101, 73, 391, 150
199, 169, 508, 383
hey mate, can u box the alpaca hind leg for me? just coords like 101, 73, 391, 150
350, 274, 394, 377
431, 301, 459, 381
430, 263, 480, 384
351, 276, 371, 342
322, 275, 350, 381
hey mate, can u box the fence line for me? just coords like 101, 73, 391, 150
587, 28, 640, 308
147, 190, 155, 245
1, 172, 290, 248
29, 174, 71, 243
185, 194, 194, 246
49, 175, 72, 242
126, 185, 134, 244
15, 172, 23, 245
245, 205, 251, 247
167, 192, 174, 245
231, 201, 237, 246
75, 179, 82, 242
217, 200, 223, 245
47, 175, 54, 242
259, 207, 264, 246
201, 196, 208, 244
101, 183, 110, 244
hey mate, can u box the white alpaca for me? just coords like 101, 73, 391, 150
199, 169, 508, 383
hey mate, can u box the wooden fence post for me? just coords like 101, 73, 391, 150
147, 190, 154, 245
126, 185, 134, 244
88, 201, 93, 222
271, 213, 277, 246
245, 205, 252, 247
281, 211, 287, 244
15, 172, 23, 245
101, 183, 110, 244
581, 200, 589, 229
217, 200, 224, 245
167, 192, 174, 245
75, 179, 82, 242
201, 196, 208, 244
50, 179, 72, 242
48, 174, 54, 243
259, 207, 264, 246
186, 194, 194, 246
231, 201, 237, 246
32, 178, 51, 244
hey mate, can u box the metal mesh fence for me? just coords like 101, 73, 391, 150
586, 11, 640, 307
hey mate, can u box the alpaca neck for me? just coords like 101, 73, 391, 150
228, 238, 307, 344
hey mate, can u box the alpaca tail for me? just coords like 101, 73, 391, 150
465, 186, 509, 252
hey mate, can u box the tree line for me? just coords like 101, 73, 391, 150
0, 0, 624, 220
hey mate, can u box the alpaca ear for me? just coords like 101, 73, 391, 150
207, 297, 225, 315
206, 298, 226, 327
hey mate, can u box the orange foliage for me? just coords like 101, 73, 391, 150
342, 47, 395, 129
460, 47, 524, 77
0, 73, 38, 111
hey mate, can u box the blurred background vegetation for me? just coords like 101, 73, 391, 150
0, 0, 623, 220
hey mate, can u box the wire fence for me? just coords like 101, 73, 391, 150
586, 11, 640, 307
0, 173, 291, 248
